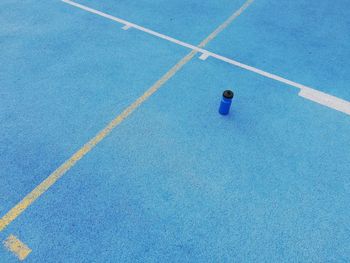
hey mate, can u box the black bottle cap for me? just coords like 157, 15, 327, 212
223, 90, 234, 99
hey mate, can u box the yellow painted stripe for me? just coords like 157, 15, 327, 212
0, 0, 254, 232
3, 235, 32, 261
0, 51, 196, 232
198, 0, 254, 48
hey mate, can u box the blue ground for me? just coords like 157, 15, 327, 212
1, 0, 350, 262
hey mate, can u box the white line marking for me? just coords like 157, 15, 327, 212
299, 88, 350, 115
62, 0, 202, 51
62, 0, 350, 116
122, 24, 131, 30
0, 0, 253, 233
199, 53, 209, 60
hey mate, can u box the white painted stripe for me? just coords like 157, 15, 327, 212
199, 53, 209, 60
299, 88, 350, 115
62, 0, 350, 116
60, 0, 306, 90
0, 0, 253, 233
122, 24, 131, 30
62, 0, 204, 52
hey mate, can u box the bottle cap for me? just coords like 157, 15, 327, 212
223, 90, 234, 99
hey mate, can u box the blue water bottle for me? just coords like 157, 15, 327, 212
219, 90, 234, 115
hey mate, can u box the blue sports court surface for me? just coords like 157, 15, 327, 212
1, 0, 350, 261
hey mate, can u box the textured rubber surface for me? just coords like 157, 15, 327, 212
1, 0, 350, 262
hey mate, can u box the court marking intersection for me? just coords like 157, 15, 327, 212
62, 0, 350, 116
1, 0, 255, 259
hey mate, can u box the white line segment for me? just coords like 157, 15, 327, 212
299, 88, 350, 115
62, 0, 350, 116
122, 24, 131, 30
0, 0, 254, 233
199, 53, 210, 61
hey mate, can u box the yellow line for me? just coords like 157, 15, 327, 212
0, 0, 254, 232
0, 51, 196, 232
198, 0, 254, 48
3, 235, 32, 261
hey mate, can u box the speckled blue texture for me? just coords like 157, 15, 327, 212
0, 0, 188, 215
1, 0, 350, 262
205, 0, 350, 101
